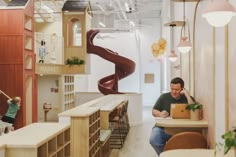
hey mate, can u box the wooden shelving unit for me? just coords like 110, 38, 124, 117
0, 0, 37, 128
0, 123, 70, 157
61, 75, 75, 111
59, 106, 101, 157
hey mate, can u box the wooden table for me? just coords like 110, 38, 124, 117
156, 118, 208, 135
160, 149, 235, 157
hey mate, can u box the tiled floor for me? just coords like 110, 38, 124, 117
109, 106, 158, 157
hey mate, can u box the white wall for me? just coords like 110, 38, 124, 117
35, 22, 64, 64
37, 75, 60, 122
75, 26, 162, 107
139, 25, 162, 106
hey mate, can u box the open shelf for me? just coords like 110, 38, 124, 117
0, 123, 70, 157
66, 107, 100, 157
164, 21, 185, 27
25, 54, 33, 70
24, 15, 32, 31
62, 75, 75, 110
38, 143, 47, 157
25, 35, 33, 50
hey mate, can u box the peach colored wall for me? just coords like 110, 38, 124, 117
194, 2, 215, 145
173, 0, 236, 147
173, 1, 216, 148
228, 14, 236, 129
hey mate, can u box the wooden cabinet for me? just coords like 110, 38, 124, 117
0, 0, 37, 128
0, 123, 70, 157
59, 107, 101, 157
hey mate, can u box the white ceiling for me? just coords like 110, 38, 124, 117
34, 0, 163, 31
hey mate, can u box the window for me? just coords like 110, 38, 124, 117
68, 18, 82, 47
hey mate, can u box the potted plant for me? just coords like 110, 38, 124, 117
221, 127, 236, 156
66, 56, 85, 66
185, 102, 203, 120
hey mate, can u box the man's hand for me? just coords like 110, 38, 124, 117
160, 110, 169, 118
180, 88, 194, 104
180, 88, 190, 96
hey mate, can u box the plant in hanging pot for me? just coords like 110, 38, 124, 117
185, 102, 203, 120
221, 127, 236, 156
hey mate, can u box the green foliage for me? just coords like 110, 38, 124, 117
185, 102, 203, 112
66, 56, 85, 66
221, 127, 236, 154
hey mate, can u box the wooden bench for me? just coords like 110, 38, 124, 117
100, 129, 112, 157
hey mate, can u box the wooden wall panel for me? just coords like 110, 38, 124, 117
0, 65, 24, 129
24, 0, 34, 16
0, 10, 24, 34
0, 36, 23, 64
0, 0, 36, 128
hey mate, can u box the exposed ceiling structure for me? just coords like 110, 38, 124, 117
34, 0, 163, 31
1, 0, 163, 31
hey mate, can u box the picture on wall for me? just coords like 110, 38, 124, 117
144, 73, 154, 83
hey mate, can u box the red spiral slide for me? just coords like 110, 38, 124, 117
87, 30, 136, 95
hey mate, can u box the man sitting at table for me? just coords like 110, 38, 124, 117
149, 77, 195, 155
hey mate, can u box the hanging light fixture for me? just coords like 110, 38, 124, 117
168, 24, 178, 62
177, 0, 192, 53
168, 50, 178, 62
202, 0, 236, 27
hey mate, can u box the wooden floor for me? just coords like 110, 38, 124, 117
109, 107, 158, 157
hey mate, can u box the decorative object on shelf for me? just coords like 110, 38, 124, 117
50, 33, 57, 63
66, 56, 85, 66
221, 126, 236, 156
202, 0, 236, 27
185, 102, 203, 120
177, 0, 192, 53
168, 50, 178, 62
151, 38, 167, 58
38, 40, 48, 63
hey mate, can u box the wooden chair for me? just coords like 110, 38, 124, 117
109, 100, 130, 149
164, 132, 208, 151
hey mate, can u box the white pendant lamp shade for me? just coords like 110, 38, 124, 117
177, 36, 192, 53
168, 50, 178, 62
202, 0, 236, 27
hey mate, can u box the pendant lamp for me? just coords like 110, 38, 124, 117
168, 24, 178, 62
177, 0, 192, 53
168, 50, 178, 62
202, 0, 236, 27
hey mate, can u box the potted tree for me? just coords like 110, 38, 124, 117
221, 127, 236, 156
185, 102, 203, 120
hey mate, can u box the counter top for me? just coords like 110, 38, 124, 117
0, 123, 69, 148
58, 106, 99, 117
